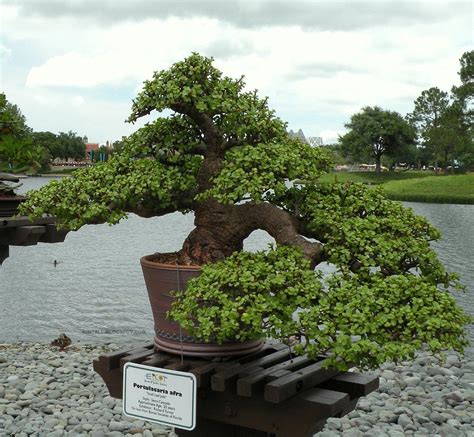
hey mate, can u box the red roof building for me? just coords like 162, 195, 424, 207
85, 143, 99, 160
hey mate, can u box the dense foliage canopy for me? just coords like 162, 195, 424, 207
0, 94, 87, 171
408, 51, 473, 170
32, 131, 86, 161
339, 106, 415, 172
20, 54, 470, 369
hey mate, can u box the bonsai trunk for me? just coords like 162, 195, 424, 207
179, 200, 325, 267
180, 201, 246, 265
375, 155, 382, 173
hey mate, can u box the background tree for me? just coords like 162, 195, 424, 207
452, 50, 473, 169
0, 135, 48, 171
0, 94, 44, 171
408, 87, 450, 140
408, 87, 452, 168
452, 50, 474, 117
425, 104, 470, 173
339, 106, 415, 172
31, 131, 55, 162
409, 53, 473, 170
111, 138, 126, 155
0, 93, 31, 140
55, 131, 86, 160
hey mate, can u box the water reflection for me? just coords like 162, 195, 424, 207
0, 178, 472, 349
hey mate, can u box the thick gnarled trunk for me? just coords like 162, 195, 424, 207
180, 200, 326, 268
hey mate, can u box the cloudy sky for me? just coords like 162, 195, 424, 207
0, 0, 472, 144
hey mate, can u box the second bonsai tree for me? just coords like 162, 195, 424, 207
20, 54, 470, 370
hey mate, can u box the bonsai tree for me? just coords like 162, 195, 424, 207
20, 54, 470, 370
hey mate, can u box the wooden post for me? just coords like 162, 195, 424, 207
0, 245, 8, 265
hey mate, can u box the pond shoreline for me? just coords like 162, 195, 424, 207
0, 342, 473, 436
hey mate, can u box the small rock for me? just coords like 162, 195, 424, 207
461, 390, 474, 401
439, 423, 459, 436
24, 381, 39, 391
47, 389, 62, 399
446, 418, 461, 428
429, 411, 447, 424
405, 376, 421, 387
397, 413, 412, 427
409, 404, 430, 416
326, 418, 342, 430
19, 391, 34, 400
445, 355, 460, 367
381, 370, 397, 380
68, 416, 79, 425
379, 412, 398, 423
109, 421, 128, 432
43, 377, 56, 385
426, 367, 452, 377
445, 390, 464, 403
41, 406, 55, 414
356, 399, 371, 412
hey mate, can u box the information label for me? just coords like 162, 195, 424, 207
123, 362, 196, 431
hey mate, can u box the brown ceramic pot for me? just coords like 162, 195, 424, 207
0, 196, 25, 218
140, 254, 263, 357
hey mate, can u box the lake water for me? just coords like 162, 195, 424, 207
1, 177, 472, 351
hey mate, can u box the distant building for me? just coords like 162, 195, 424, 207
288, 129, 308, 144
308, 136, 324, 147
85, 143, 99, 161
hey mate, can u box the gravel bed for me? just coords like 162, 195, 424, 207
317, 349, 474, 437
0, 343, 473, 436
0, 343, 173, 437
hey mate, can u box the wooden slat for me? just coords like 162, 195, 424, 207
0, 216, 55, 228
39, 224, 69, 243
237, 355, 313, 397
264, 358, 339, 404
164, 359, 204, 372
5, 225, 45, 246
234, 342, 287, 365
98, 344, 153, 371
190, 361, 234, 388
212, 347, 294, 392
318, 372, 379, 399
120, 348, 156, 369
297, 387, 350, 416
141, 353, 171, 368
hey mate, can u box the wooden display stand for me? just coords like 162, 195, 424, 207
94, 342, 378, 437
0, 216, 69, 264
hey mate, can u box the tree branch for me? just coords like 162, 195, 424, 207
237, 202, 327, 267
170, 103, 223, 150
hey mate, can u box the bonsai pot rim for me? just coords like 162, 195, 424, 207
140, 254, 264, 357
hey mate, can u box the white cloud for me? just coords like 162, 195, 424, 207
1, 1, 471, 141
319, 129, 344, 144
0, 42, 11, 59
72, 95, 85, 106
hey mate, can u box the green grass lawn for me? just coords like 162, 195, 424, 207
319, 171, 434, 185
319, 171, 474, 204
382, 174, 474, 204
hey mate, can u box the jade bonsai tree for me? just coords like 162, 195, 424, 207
20, 53, 470, 370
